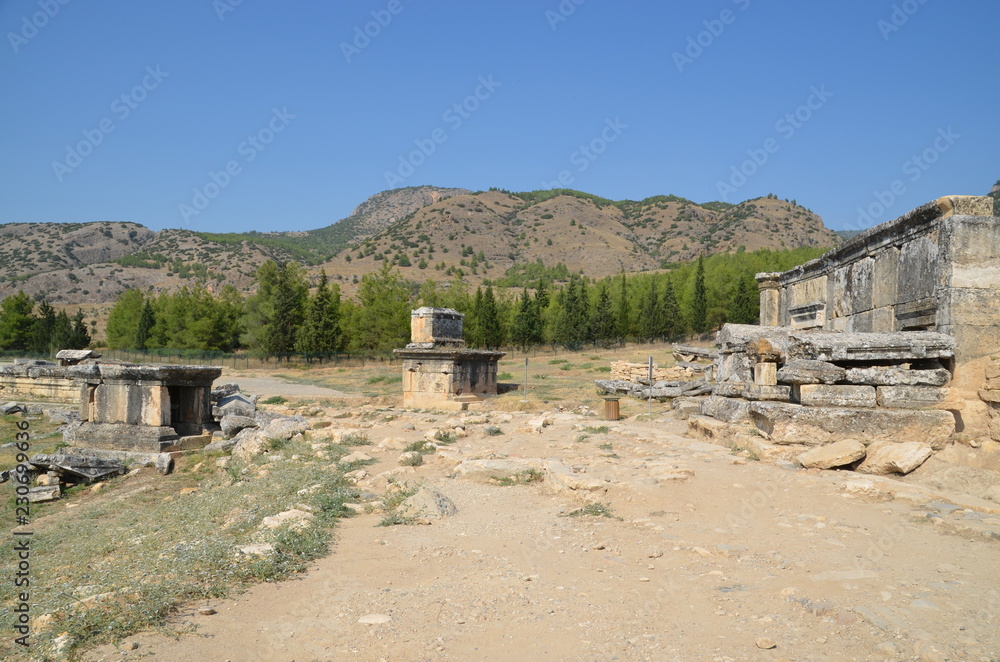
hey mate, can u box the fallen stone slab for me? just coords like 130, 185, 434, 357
211, 383, 241, 401
0, 402, 24, 416
785, 331, 955, 363
260, 508, 314, 530
798, 384, 876, 409
876, 386, 948, 409
777, 360, 845, 385
857, 442, 933, 475
845, 367, 950, 387
797, 439, 867, 469
27, 485, 60, 502
261, 416, 310, 442
701, 396, 751, 422
748, 401, 954, 446
28, 454, 126, 484
671, 397, 706, 420
716, 324, 794, 355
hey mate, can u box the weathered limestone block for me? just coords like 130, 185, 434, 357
986, 363, 1000, 381
777, 360, 845, 385
797, 439, 867, 469
221, 415, 257, 439
785, 331, 955, 363
845, 367, 950, 387
214, 393, 256, 419
701, 396, 750, 422
716, 352, 753, 384
978, 390, 1000, 404
876, 386, 948, 409
856, 441, 933, 475
714, 383, 791, 402
754, 362, 777, 386
747, 402, 954, 446
798, 385, 876, 409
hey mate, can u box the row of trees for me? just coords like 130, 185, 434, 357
96, 245, 821, 355
0, 292, 91, 354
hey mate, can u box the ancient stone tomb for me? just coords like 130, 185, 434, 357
394, 307, 504, 409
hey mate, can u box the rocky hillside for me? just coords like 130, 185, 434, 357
0, 221, 152, 281
317, 190, 838, 282
0, 188, 838, 306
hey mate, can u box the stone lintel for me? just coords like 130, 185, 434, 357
748, 401, 955, 446
797, 384, 876, 408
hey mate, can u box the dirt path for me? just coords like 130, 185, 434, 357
84, 412, 1000, 662
223, 376, 355, 399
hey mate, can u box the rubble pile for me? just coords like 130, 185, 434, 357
696, 324, 958, 475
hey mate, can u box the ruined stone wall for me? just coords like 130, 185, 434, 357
757, 196, 997, 363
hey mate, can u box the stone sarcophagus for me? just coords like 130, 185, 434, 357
394, 308, 505, 409
71, 363, 222, 452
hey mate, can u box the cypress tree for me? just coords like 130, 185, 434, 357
135, 300, 155, 350
690, 257, 708, 333
639, 280, 660, 341
616, 271, 630, 344
661, 278, 681, 339
728, 276, 759, 325
591, 283, 616, 348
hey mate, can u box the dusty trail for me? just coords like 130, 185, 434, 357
84, 412, 1000, 662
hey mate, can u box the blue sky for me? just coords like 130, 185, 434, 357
1, 0, 996, 234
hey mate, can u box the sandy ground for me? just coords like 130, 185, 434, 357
78, 404, 1000, 662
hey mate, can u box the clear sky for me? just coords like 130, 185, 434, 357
1, 0, 996, 234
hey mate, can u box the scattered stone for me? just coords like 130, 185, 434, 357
261, 509, 315, 530
755, 638, 777, 650
340, 452, 373, 466
0, 401, 24, 415
211, 383, 241, 400
400, 487, 457, 519
155, 453, 174, 476
221, 415, 258, 439
797, 439, 867, 469
857, 442, 933, 475
27, 485, 60, 502
454, 459, 546, 483
198, 607, 218, 616
358, 614, 391, 625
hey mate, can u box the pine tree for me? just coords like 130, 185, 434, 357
616, 271, 630, 344
135, 300, 155, 350
591, 283, 616, 348
511, 289, 537, 352
0, 291, 36, 351
555, 275, 589, 349
480, 285, 504, 349
68, 310, 91, 349
296, 271, 342, 357
639, 280, 660, 341
728, 276, 759, 325
351, 263, 411, 351
30, 301, 56, 355
661, 278, 681, 339
690, 257, 708, 333
51, 311, 74, 352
